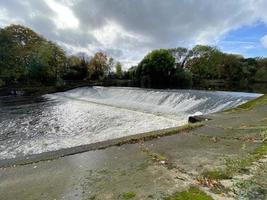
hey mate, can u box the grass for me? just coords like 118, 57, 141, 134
201, 142, 267, 180
164, 187, 213, 200
121, 192, 136, 199
201, 170, 231, 180
226, 94, 267, 112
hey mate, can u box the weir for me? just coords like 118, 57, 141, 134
0, 87, 261, 160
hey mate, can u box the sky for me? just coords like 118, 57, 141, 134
0, 0, 267, 68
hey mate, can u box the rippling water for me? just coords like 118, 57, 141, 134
0, 87, 261, 159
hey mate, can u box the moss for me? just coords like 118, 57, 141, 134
226, 94, 267, 112
121, 192, 136, 199
252, 143, 267, 156
202, 170, 231, 180
164, 187, 213, 200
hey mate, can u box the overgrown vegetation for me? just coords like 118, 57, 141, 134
164, 187, 214, 200
1, 24, 267, 92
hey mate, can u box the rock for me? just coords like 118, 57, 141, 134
188, 115, 210, 123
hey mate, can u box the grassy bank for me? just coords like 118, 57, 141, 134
226, 94, 267, 113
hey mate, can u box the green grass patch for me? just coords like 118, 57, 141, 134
226, 94, 267, 112
202, 143, 267, 180
121, 192, 136, 199
164, 187, 213, 200
227, 143, 267, 173
201, 170, 231, 180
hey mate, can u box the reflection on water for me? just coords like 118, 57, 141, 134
0, 87, 261, 159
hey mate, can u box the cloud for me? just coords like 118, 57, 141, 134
45, 0, 79, 29
0, 0, 267, 67
261, 35, 267, 48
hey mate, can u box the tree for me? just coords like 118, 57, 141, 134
187, 45, 223, 83
135, 49, 176, 88
88, 52, 110, 80
115, 62, 123, 79
171, 67, 193, 88
63, 55, 88, 80
168, 47, 193, 68
254, 58, 267, 82
27, 41, 66, 84
0, 24, 67, 86
220, 54, 243, 82
0, 27, 23, 85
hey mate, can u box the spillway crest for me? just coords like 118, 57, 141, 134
0, 87, 260, 159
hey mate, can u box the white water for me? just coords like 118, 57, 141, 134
0, 87, 261, 159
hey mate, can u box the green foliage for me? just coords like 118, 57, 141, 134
188, 45, 224, 82
121, 191, 136, 199
63, 56, 88, 80
116, 62, 123, 79
227, 94, 267, 112
255, 58, 267, 82
1, 24, 266, 89
165, 187, 213, 200
172, 67, 193, 88
0, 24, 66, 86
0, 27, 24, 84
134, 49, 193, 88
88, 52, 110, 80
202, 170, 231, 180
136, 49, 175, 88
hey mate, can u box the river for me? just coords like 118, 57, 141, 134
0, 87, 261, 159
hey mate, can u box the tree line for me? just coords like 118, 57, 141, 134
0, 25, 123, 88
130, 46, 267, 89
0, 24, 266, 90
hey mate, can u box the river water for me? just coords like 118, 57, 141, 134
0, 87, 261, 159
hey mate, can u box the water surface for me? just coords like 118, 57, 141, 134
0, 87, 261, 159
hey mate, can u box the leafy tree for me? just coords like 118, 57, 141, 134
27, 41, 66, 84
172, 67, 193, 88
63, 55, 88, 80
0, 24, 66, 86
115, 62, 123, 79
255, 58, 267, 82
88, 52, 110, 80
187, 45, 223, 83
220, 54, 243, 82
135, 49, 176, 88
0, 28, 23, 85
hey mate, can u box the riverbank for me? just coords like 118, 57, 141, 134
1, 80, 267, 97
0, 95, 266, 200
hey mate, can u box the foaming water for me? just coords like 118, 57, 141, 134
0, 87, 261, 159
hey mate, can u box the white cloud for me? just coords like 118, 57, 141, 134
261, 35, 267, 48
0, 0, 267, 67
45, 0, 79, 29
